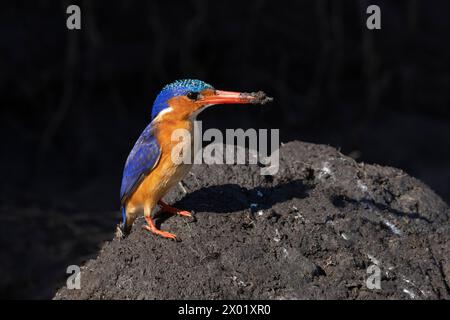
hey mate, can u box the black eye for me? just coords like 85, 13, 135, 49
187, 91, 199, 100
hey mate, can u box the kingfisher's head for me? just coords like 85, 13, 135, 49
151, 79, 271, 121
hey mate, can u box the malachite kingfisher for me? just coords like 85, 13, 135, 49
117, 79, 272, 240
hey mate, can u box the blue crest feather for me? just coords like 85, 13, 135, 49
151, 79, 213, 119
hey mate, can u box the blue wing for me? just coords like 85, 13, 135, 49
120, 122, 161, 205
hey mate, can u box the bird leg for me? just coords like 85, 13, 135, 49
143, 204, 177, 240
158, 200, 192, 217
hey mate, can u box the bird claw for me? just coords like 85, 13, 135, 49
158, 201, 192, 218
177, 210, 192, 217
143, 225, 177, 240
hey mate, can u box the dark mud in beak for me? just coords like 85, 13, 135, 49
242, 91, 273, 104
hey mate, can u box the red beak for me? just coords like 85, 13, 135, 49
201, 90, 258, 105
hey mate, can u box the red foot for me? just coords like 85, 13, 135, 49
158, 200, 192, 217
144, 216, 176, 240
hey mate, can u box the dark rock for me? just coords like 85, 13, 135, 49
54, 141, 450, 300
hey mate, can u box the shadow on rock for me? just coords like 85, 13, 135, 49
154, 179, 312, 226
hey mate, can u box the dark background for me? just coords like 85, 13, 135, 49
1, 0, 449, 299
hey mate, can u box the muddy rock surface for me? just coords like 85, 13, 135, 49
54, 141, 450, 299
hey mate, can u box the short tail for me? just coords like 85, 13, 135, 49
121, 206, 127, 226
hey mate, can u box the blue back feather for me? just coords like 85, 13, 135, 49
120, 122, 161, 205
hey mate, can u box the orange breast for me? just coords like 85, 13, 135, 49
126, 118, 194, 214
